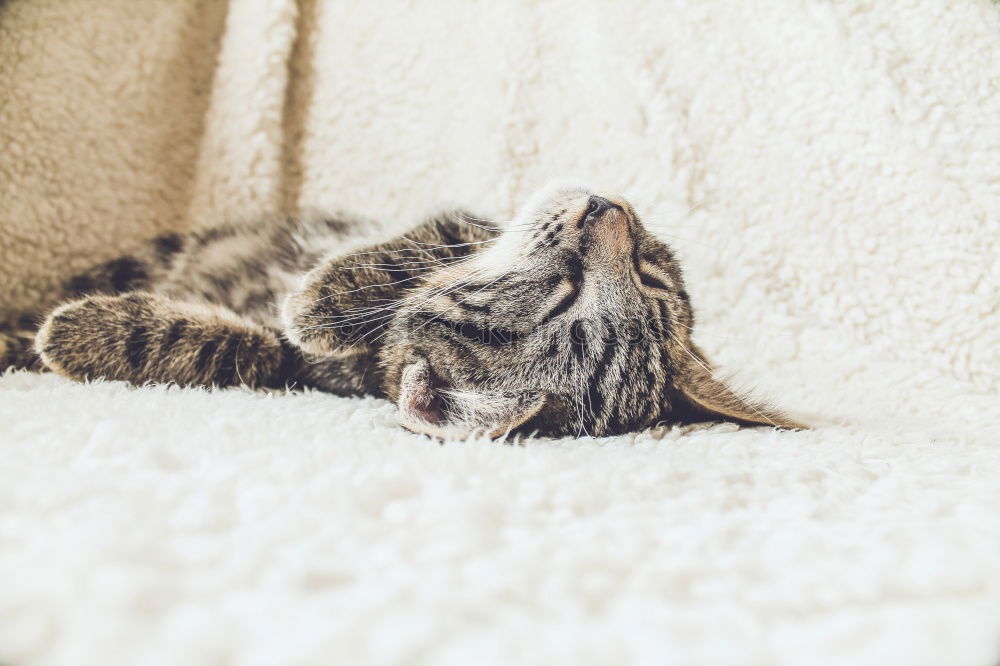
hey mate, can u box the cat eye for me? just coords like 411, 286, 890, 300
638, 271, 668, 291
543, 280, 581, 321
634, 257, 670, 292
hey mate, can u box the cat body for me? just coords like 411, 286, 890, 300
1, 185, 803, 438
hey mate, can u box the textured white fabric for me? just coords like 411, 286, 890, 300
2, 1, 1000, 664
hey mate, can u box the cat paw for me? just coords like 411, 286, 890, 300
34, 298, 107, 379
280, 288, 375, 358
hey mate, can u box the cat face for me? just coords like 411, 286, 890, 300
376, 185, 800, 438
284, 184, 802, 439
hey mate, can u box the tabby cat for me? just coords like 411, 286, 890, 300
0, 185, 804, 438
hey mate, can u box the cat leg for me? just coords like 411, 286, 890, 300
35, 292, 294, 389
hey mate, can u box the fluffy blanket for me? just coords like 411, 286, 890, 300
1, 1, 999, 664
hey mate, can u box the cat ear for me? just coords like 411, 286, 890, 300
396, 357, 546, 439
282, 212, 491, 358
670, 344, 806, 430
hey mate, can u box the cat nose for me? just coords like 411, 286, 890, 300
580, 196, 617, 228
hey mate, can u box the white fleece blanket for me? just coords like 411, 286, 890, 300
2, 1, 1000, 665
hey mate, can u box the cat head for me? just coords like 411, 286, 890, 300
285, 184, 804, 439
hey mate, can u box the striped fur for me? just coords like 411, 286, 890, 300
5, 185, 804, 438
37, 293, 290, 388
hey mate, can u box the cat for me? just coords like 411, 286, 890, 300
0, 184, 804, 438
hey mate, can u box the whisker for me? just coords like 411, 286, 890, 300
341, 254, 473, 269
362, 268, 503, 344
395, 252, 534, 343
358, 262, 507, 349
338, 247, 446, 260
327, 262, 499, 352
686, 196, 714, 216
295, 310, 400, 335
400, 236, 497, 251
308, 273, 429, 302
455, 216, 506, 232
338, 261, 455, 272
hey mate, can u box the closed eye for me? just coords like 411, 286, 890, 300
638, 271, 668, 290
633, 255, 671, 293
542, 281, 581, 322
